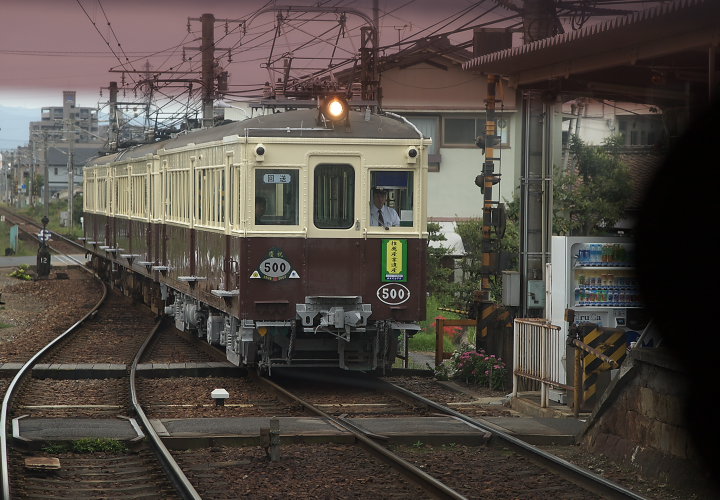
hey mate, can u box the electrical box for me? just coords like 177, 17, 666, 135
528, 280, 545, 308
502, 271, 520, 307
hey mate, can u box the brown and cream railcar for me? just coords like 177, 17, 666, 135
81, 107, 429, 372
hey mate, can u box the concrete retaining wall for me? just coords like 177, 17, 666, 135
582, 345, 718, 493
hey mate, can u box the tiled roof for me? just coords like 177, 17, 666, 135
619, 148, 665, 211
463, 0, 712, 72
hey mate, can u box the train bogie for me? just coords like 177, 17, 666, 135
82, 105, 429, 372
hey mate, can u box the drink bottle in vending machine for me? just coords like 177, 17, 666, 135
551, 236, 644, 335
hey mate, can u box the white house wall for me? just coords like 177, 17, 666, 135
381, 62, 521, 220
426, 144, 519, 218
562, 98, 661, 145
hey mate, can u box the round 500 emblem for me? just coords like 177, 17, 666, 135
251, 247, 300, 281
376, 283, 410, 305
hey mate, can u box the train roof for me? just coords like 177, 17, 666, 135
87, 108, 424, 165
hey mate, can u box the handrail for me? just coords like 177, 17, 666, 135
512, 318, 566, 409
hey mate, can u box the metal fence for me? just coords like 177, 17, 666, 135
512, 318, 568, 408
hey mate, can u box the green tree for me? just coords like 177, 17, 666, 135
426, 222, 454, 299
452, 199, 520, 308
32, 174, 43, 198
554, 135, 632, 235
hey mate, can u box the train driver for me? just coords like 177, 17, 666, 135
370, 187, 400, 227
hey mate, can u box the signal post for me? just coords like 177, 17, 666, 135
475, 74, 503, 351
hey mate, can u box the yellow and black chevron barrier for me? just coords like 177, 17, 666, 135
478, 302, 514, 338
573, 325, 629, 410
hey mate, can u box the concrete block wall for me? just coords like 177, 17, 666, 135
582, 347, 717, 493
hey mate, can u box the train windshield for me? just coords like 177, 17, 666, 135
314, 164, 355, 229
254, 169, 299, 225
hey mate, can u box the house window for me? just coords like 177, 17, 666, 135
617, 116, 663, 146
443, 116, 509, 148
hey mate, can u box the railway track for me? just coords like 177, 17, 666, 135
0, 264, 650, 499
0, 258, 200, 499
0, 208, 692, 499
256, 371, 647, 499
0, 207, 84, 258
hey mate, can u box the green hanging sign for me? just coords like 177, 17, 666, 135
381, 239, 407, 282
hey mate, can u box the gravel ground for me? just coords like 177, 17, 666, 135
1, 264, 715, 499
14, 378, 129, 418
172, 443, 430, 499
137, 376, 306, 418
0, 265, 102, 363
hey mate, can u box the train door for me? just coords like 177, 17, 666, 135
306, 156, 360, 239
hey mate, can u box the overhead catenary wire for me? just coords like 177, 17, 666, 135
75, 0, 638, 142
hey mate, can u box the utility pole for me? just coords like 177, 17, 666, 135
109, 81, 119, 151
64, 94, 75, 229
67, 139, 75, 229
42, 133, 49, 218
29, 147, 34, 207
183, 14, 235, 128
201, 13, 215, 128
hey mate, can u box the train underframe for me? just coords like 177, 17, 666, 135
94, 256, 415, 374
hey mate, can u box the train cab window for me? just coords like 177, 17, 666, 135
314, 164, 355, 229
370, 171, 414, 227
254, 169, 299, 225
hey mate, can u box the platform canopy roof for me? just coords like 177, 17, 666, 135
463, 0, 719, 110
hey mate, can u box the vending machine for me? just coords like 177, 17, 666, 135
550, 236, 643, 339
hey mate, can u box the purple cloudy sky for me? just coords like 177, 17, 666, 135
0, 0, 510, 108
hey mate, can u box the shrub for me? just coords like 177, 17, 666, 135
9, 264, 32, 280
434, 342, 507, 390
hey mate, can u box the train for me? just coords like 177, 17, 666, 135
80, 97, 429, 373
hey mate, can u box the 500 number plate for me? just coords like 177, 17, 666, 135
376, 283, 410, 305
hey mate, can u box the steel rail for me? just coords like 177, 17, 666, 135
258, 374, 468, 500
2, 206, 198, 497
129, 318, 202, 500
381, 379, 649, 500
0, 266, 107, 500
0, 207, 84, 246
14, 217, 86, 254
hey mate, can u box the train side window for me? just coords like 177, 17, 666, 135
254, 169, 299, 225
314, 164, 355, 229
370, 171, 414, 227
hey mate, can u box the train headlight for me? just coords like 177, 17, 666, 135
319, 96, 349, 123
255, 144, 265, 162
